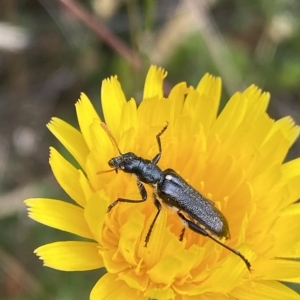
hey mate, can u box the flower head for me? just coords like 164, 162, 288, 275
25, 66, 300, 299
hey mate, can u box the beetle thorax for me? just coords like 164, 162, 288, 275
136, 160, 164, 184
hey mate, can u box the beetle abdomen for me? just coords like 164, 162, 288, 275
158, 169, 230, 239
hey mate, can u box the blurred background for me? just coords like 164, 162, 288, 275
0, 0, 300, 299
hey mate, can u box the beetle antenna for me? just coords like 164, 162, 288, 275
97, 168, 117, 175
101, 122, 122, 155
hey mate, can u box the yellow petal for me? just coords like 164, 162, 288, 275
250, 163, 282, 201
139, 210, 167, 268
147, 255, 181, 285
25, 198, 92, 239
35, 241, 103, 271
75, 93, 100, 149
181, 88, 201, 119
197, 73, 221, 98
119, 98, 137, 136
78, 169, 94, 202
281, 158, 300, 206
90, 273, 143, 300
231, 280, 300, 300
280, 202, 300, 216
210, 92, 247, 138
89, 119, 116, 170
144, 287, 175, 300
85, 150, 104, 191
118, 210, 144, 265
119, 269, 149, 292
101, 249, 129, 274
143, 65, 167, 99
195, 73, 221, 130
119, 127, 136, 155
260, 129, 290, 166
267, 213, 300, 257
137, 96, 169, 137
168, 82, 187, 126
84, 191, 109, 242
47, 117, 89, 170
242, 85, 270, 121
101, 76, 126, 140
281, 276, 300, 284
254, 259, 300, 281
173, 244, 204, 279
49, 147, 86, 206
266, 116, 300, 149
182, 293, 236, 300
213, 294, 237, 300
196, 247, 252, 294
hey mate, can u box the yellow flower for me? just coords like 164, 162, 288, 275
25, 66, 300, 300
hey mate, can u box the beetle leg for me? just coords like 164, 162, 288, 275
179, 227, 186, 241
177, 211, 251, 271
152, 123, 168, 164
107, 180, 147, 212
144, 195, 162, 246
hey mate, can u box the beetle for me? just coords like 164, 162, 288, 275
100, 122, 251, 271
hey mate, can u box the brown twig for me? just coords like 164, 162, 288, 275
58, 0, 141, 69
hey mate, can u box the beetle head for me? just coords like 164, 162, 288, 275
108, 152, 140, 173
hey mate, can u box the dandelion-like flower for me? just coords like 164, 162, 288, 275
25, 66, 300, 299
